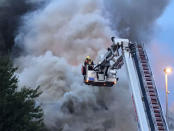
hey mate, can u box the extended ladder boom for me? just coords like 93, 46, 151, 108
111, 37, 169, 131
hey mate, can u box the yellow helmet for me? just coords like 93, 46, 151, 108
86, 56, 90, 59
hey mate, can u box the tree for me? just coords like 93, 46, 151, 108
0, 56, 46, 131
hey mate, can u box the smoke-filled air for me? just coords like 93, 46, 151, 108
1, 0, 168, 130
104, 0, 169, 42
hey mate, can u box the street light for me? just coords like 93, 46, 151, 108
164, 67, 172, 125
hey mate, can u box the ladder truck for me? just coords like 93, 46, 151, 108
82, 37, 169, 131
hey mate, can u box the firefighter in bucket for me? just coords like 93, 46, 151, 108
82, 56, 94, 80
84, 56, 94, 69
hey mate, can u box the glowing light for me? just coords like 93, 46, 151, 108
164, 66, 172, 124
164, 67, 173, 74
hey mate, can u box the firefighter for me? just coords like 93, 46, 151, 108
84, 56, 94, 70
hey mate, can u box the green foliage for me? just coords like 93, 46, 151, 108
0, 56, 46, 131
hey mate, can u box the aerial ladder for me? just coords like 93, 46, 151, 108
82, 37, 169, 131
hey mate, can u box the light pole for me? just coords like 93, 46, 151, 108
164, 67, 172, 125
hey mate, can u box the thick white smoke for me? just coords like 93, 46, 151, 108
16, 0, 113, 64
16, 52, 136, 130
15, 0, 137, 130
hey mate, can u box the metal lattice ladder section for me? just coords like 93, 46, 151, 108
136, 44, 168, 131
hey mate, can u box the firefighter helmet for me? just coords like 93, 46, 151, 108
86, 56, 90, 59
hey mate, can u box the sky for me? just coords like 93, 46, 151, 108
151, 0, 174, 110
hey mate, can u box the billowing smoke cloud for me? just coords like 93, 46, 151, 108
14, 0, 170, 130
16, 52, 137, 130
15, 0, 113, 64
15, 0, 137, 130
103, 0, 170, 42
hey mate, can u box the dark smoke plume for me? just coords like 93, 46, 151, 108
104, 0, 170, 42
0, 0, 37, 56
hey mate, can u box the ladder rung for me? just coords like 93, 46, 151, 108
143, 69, 149, 72
143, 67, 149, 70
151, 99, 157, 102
144, 74, 151, 77
157, 122, 163, 126
138, 48, 144, 51
144, 70, 150, 73
138, 45, 143, 48
138, 49, 144, 52
142, 63, 148, 66
141, 60, 147, 63
146, 80, 152, 83
153, 106, 160, 110
140, 55, 145, 57
155, 113, 161, 117
146, 78, 152, 81
148, 86, 153, 89
158, 126, 165, 130
150, 94, 156, 96
140, 57, 146, 60
139, 53, 145, 56
152, 101, 158, 104
151, 98, 157, 102
147, 82, 153, 85
156, 118, 162, 121
150, 96, 157, 100
140, 55, 145, 58
148, 89, 155, 92
154, 109, 160, 113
